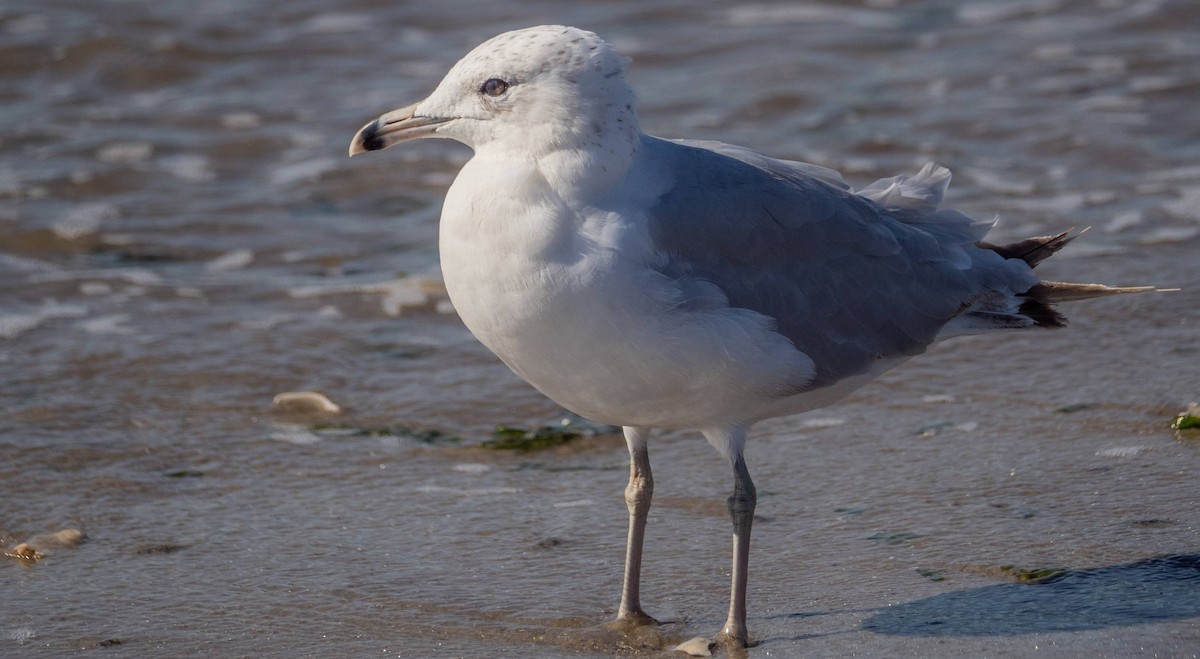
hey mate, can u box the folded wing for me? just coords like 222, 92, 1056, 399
642, 137, 1039, 390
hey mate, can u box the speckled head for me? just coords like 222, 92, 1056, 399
349, 26, 640, 157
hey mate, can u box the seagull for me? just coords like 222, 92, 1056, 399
348, 25, 1151, 648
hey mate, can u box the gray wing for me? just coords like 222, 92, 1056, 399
641, 136, 1037, 389
669, 138, 852, 191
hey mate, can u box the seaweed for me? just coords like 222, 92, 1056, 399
311, 423, 461, 445
481, 417, 619, 451
483, 424, 585, 451
916, 568, 946, 582
1171, 403, 1200, 433
400, 428, 462, 445
1171, 414, 1200, 431
999, 565, 1067, 583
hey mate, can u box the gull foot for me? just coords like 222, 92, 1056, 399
597, 613, 678, 653
715, 630, 756, 652
605, 610, 661, 631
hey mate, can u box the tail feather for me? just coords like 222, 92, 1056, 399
1030, 280, 1157, 303
968, 229, 1158, 330
1017, 281, 1154, 328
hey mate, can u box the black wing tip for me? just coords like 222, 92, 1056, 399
1018, 296, 1069, 328
979, 229, 1076, 268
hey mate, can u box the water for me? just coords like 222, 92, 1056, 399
2, 1, 1199, 656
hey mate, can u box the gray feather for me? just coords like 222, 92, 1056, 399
641, 137, 1038, 389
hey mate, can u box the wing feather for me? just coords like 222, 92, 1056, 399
641, 137, 1036, 389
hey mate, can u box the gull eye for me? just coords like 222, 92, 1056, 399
481, 78, 509, 97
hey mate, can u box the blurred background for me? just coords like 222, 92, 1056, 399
2, 1, 1197, 656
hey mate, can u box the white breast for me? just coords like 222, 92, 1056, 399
438, 155, 816, 429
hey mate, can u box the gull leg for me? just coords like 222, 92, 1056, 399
719, 455, 756, 647
616, 426, 658, 625
701, 426, 756, 648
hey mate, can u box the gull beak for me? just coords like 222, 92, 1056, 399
348, 102, 450, 156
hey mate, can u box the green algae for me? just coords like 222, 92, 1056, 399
1000, 565, 1067, 583
481, 417, 619, 451
311, 423, 462, 445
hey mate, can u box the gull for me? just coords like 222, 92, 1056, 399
348, 25, 1151, 648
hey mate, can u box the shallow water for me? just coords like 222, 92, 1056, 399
2, 0, 1199, 656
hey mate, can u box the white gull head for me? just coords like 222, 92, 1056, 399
350, 25, 639, 158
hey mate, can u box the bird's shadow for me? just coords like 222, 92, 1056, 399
858, 554, 1200, 637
